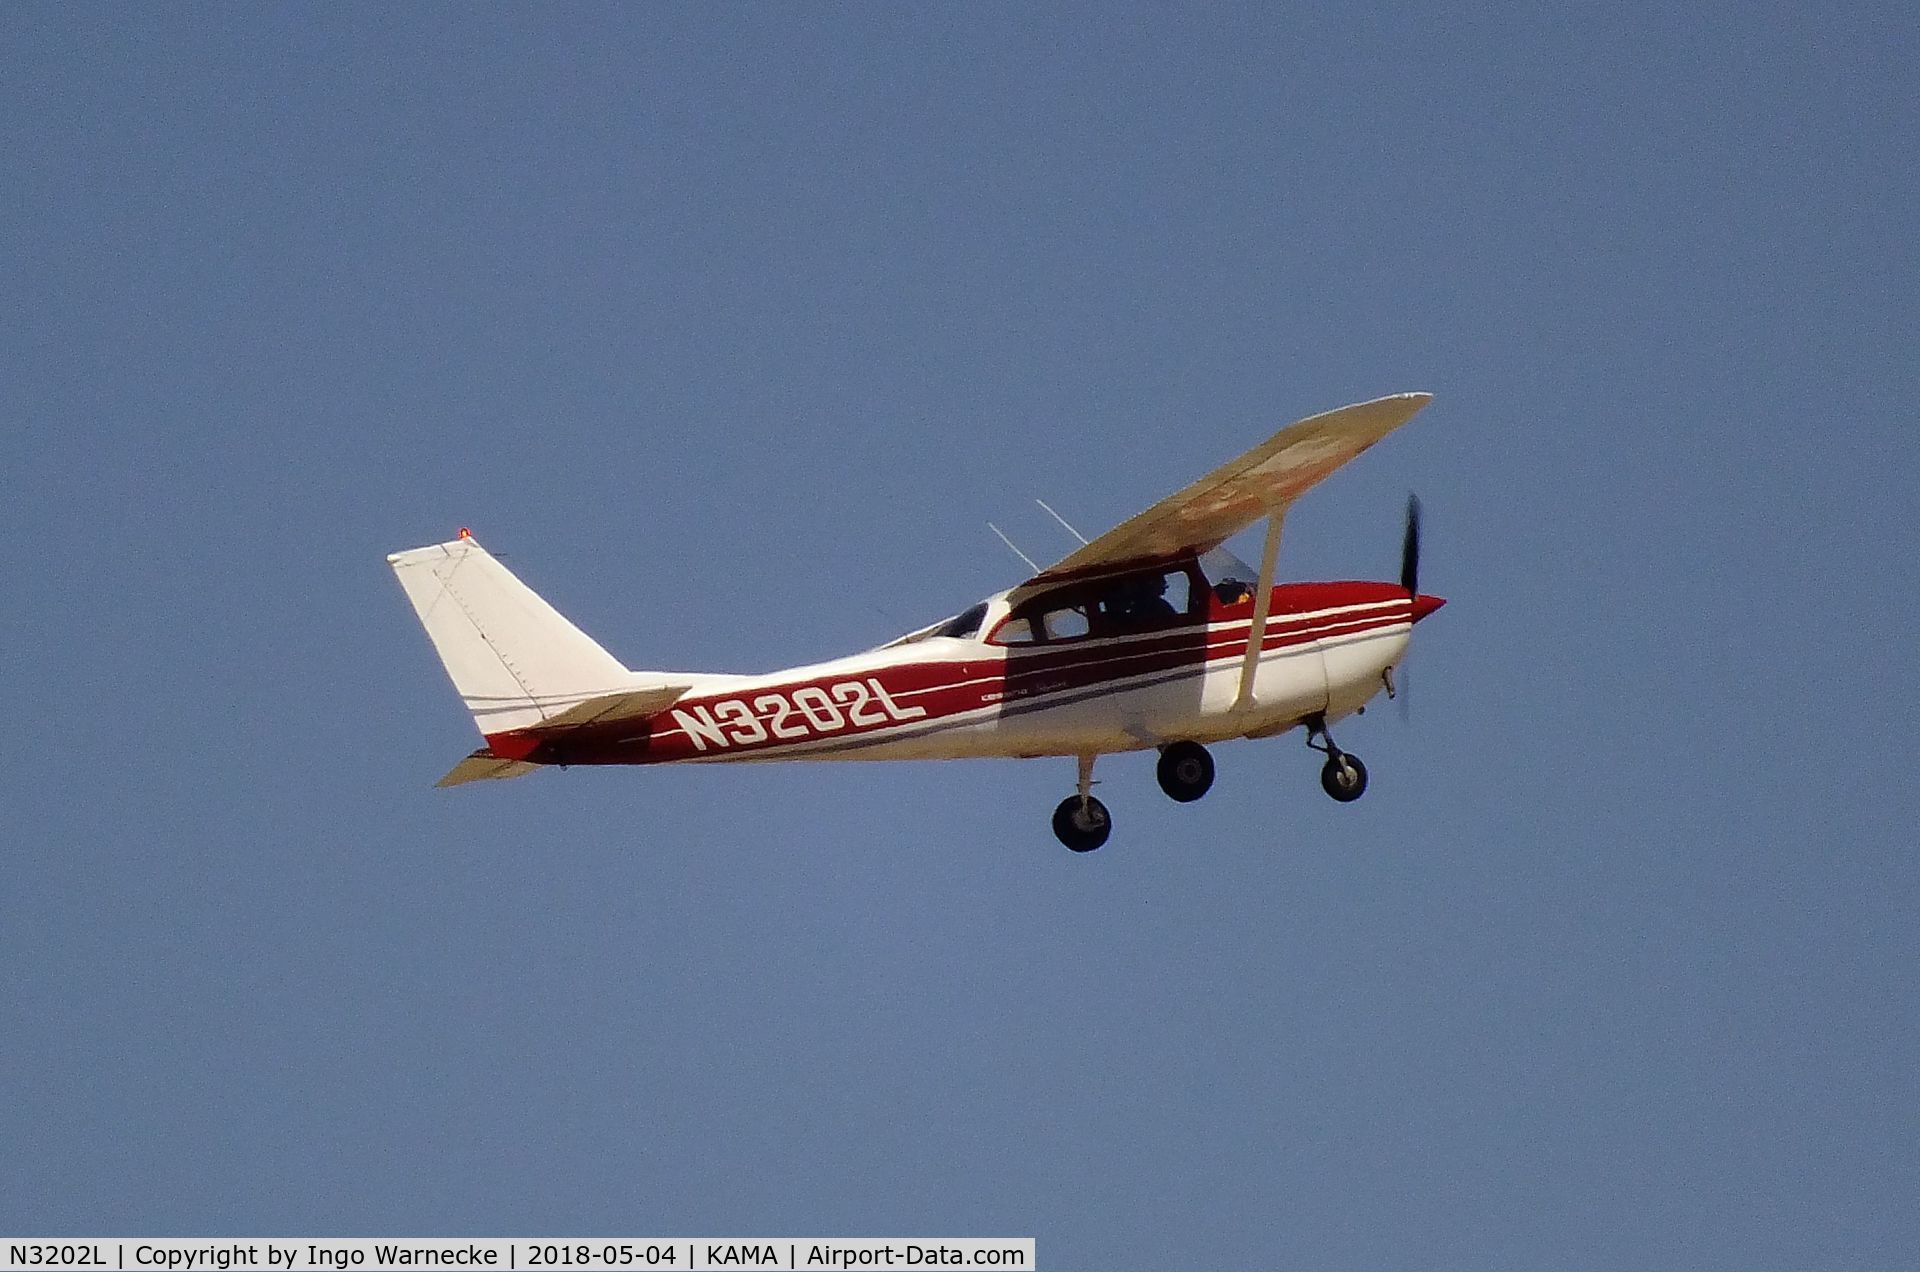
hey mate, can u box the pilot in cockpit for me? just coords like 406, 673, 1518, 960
1104, 573, 1178, 629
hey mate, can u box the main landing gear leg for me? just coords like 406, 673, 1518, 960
1052, 754, 1111, 852
1305, 714, 1368, 803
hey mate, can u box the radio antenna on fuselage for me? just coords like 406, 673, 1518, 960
987, 522, 1041, 573
1034, 499, 1089, 545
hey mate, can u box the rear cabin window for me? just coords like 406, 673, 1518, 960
992, 604, 1087, 645
995, 616, 1036, 644
1045, 605, 1090, 640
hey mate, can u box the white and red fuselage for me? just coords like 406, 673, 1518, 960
477, 571, 1444, 772
389, 392, 1447, 837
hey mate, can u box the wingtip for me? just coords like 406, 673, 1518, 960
1348, 391, 1433, 416
1385, 391, 1435, 419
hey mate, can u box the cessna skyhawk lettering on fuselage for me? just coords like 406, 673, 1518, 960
389, 393, 1446, 850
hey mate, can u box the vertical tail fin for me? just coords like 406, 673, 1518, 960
387, 534, 637, 736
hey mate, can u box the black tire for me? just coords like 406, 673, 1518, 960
1320, 752, 1368, 802
1156, 741, 1215, 803
1052, 795, 1112, 852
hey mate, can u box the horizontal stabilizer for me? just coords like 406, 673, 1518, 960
533, 684, 692, 730
437, 750, 543, 788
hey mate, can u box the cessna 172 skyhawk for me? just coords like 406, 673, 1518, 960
389, 392, 1445, 851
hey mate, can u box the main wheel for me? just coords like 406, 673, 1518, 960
1051, 795, 1112, 852
1156, 741, 1215, 803
1320, 752, 1368, 802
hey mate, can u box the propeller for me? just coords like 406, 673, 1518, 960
1399, 492, 1421, 599
1396, 493, 1422, 722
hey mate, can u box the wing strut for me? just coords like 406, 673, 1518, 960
1233, 510, 1286, 708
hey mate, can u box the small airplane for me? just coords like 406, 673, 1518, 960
389, 392, 1445, 851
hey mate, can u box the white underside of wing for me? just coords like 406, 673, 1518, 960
1015, 392, 1432, 595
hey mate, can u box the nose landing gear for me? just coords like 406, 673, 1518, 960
1320, 752, 1368, 802
1305, 715, 1368, 803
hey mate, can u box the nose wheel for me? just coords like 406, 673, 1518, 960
1306, 717, 1368, 803
1319, 752, 1368, 801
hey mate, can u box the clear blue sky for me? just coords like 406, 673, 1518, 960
4, 3, 1915, 1266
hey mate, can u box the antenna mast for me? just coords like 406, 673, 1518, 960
1034, 499, 1089, 545
987, 522, 1041, 572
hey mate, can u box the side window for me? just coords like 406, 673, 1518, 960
994, 616, 1036, 645
1044, 605, 1090, 641
1162, 569, 1192, 615
988, 590, 1102, 645
1093, 568, 1196, 634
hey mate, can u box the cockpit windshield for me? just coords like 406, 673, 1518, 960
1201, 545, 1257, 585
932, 603, 987, 640
1200, 545, 1260, 606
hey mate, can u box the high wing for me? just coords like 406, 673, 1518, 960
1010, 393, 1432, 601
